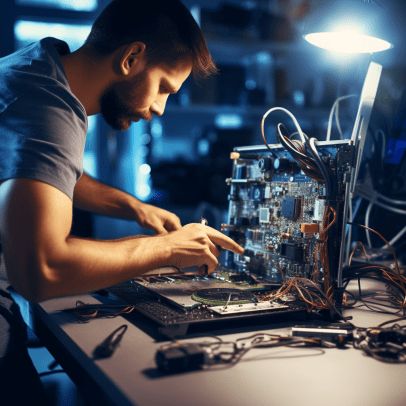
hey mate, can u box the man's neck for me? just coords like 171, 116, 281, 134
60, 48, 112, 115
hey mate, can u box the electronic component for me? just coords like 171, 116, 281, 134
191, 288, 256, 306
313, 198, 325, 221
259, 207, 270, 223
156, 343, 207, 373
300, 223, 319, 234
280, 242, 304, 262
292, 324, 353, 340
281, 196, 302, 220
210, 301, 289, 315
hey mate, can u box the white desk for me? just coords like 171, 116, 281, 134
30, 291, 406, 406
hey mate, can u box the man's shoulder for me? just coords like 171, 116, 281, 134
0, 38, 84, 119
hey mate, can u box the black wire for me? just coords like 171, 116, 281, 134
377, 316, 406, 328
307, 137, 334, 198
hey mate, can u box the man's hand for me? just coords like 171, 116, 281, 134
132, 202, 181, 234
74, 174, 181, 234
157, 223, 244, 274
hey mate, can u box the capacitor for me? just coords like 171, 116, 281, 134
273, 158, 298, 173
258, 157, 274, 172
235, 165, 247, 180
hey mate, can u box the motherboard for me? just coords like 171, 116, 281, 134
221, 142, 353, 290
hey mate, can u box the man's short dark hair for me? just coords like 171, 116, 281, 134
85, 0, 217, 78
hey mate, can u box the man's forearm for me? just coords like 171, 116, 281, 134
74, 173, 182, 234
36, 234, 168, 301
73, 173, 140, 219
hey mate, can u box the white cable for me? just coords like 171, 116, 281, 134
364, 194, 406, 215
382, 226, 406, 249
326, 94, 357, 141
377, 194, 406, 206
375, 129, 386, 161
365, 202, 374, 248
261, 107, 306, 144
335, 101, 344, 138
326, 100, 337, 141
357, 191, 406, 214
356, 185, 406, 207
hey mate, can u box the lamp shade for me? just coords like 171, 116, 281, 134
302, 0, 393, 54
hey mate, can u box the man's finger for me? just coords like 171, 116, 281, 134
164, 216, 182, 232
204, 225, 244, 254
208, 240, 221, 258
150, 221, 167, 235
203, 251, 218, 274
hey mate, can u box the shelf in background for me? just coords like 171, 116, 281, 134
206, 35, 314, 63
165, 104, 330, 120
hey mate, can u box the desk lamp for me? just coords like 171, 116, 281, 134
302, 0, 393, 54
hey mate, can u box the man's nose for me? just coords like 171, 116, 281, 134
151, 95, 168, 117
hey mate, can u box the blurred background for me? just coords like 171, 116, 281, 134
0, 0, 405, 255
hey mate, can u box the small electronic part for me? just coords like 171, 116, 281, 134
291, 324, 354, 341
313, 198, 325, 221
264, 185, 272, 198
258, 157, 273, 172
300, 223, 319, 234
191, 288, 256, 306
280, 242, 304, 262
210, 301, 289, 315
259, 207, 270, 223
281, 196, 302, 220
273, 157, 298, 173
251, 186, 264, 201
155, 343, 208, 373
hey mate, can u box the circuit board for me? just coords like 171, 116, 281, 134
221, 143, 353, 287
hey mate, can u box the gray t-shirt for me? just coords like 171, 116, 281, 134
0, 37, 87, 199
0, 37, 87, 282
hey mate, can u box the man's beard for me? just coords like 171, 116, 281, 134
100, 76, 150, 131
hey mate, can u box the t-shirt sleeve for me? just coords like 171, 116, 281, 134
0, 82, 87, 199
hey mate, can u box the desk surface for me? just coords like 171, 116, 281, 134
32, 291, 406, 406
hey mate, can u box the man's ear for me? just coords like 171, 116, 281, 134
118, 42, 147, 76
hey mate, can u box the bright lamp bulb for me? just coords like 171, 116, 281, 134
304, 31, 392, 54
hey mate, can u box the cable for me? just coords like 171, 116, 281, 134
326, 94, 357, 141
307, 137, 334, 197
356, 185, 406, 208
347, 223, 403, 283
383, 226, 406, 249
261, 106, 306, 146
276, 124, 323, 182
374, 129, 387, 161
356, 191, 406, 215
365, 202, 374, 248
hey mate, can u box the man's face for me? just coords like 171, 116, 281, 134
100, 60, 192, 131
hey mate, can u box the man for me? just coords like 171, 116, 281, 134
0, 0, 243, 401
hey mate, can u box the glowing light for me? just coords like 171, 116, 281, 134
139, 164, 151, 175
17, 0, 97, 11
304, 31, 392, 54
15, 20, 91, 51
136, 184, 151, 200
215, 114, 242, 129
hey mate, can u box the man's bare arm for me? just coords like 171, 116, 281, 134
74, 173, 181, 233
0, 179, 243, 302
